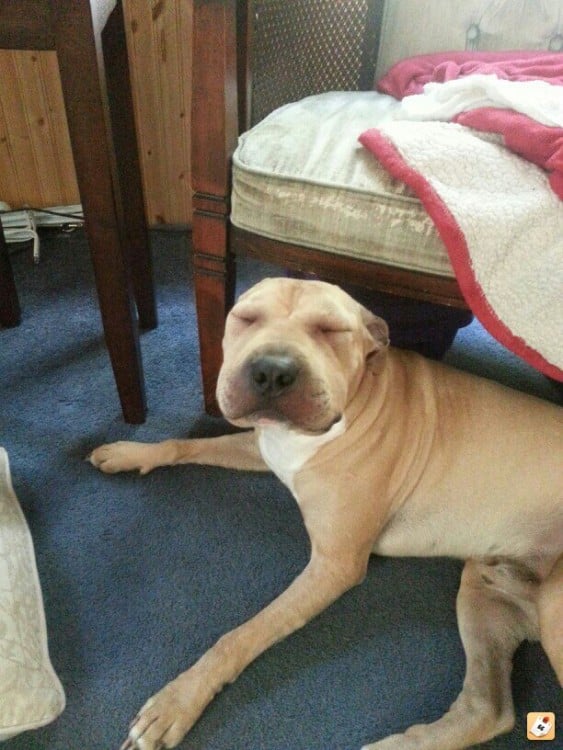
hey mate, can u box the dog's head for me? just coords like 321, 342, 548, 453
216, 278, 389, 433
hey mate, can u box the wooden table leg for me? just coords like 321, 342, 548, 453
102, 2, 157, 331
51, 0, 146, 423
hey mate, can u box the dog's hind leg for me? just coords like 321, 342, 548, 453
362, 557, 540, 750
537, 553, 563, 685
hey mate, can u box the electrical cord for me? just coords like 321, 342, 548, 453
0, 206, 83, 222
0, 204, 83, 262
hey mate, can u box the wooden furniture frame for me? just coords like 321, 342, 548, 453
192, 0, 467, 415
0, 0, 156, 424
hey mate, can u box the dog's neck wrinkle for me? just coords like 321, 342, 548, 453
334, 351, 440, 511
376, 351, 442, 509
343, 355, 390, 430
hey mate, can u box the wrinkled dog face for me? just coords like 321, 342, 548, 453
217, 278, 389, 433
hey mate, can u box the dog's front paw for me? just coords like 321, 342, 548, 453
120, 682, 199, 750
88, 441, 158, 475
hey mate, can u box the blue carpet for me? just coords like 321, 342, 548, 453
1, 230, 560, 750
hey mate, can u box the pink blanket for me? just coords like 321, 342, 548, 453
377, 51, 563, 96
377, 52, 563, 199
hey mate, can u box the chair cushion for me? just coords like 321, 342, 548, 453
232, 91, 454, 277
0, 447, 65, 740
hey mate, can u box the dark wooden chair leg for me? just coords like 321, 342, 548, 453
102, 2, 157, 331
192, 207, 235, 415
0, 221, 22, 327
192, 0, 239, 415
51, 1, 146, 423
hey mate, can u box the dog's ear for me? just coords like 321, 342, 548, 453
359, 306, 390, 358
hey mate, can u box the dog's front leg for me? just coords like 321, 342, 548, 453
121, 551, 366, 750
89, 430, 268, 475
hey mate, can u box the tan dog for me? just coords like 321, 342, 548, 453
90, 278, 563, 750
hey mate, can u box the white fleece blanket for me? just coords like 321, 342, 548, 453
360, 79, 563, 382
391, 74, 563, 126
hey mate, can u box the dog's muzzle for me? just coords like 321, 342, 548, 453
218, 346, 339, 433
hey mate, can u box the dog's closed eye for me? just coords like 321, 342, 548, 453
231, 306, 261, 326
318, 328, 352, 336
233, 314, 257, 326
313, 319, 352, 336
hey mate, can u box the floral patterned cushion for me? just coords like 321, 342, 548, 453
232, 91, 454, 277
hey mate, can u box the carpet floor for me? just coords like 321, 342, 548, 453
1, 229, 561, 750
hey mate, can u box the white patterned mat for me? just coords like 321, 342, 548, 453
0, 447, 65, 740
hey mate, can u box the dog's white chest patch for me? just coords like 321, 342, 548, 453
257, 419, 346, 494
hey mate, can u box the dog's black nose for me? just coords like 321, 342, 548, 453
249, 354, 299, 397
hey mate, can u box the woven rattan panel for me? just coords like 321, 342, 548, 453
250, 0, 380, 124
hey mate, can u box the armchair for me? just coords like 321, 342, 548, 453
191, 0, 561, 414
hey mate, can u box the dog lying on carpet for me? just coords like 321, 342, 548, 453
90, 277, 563, 750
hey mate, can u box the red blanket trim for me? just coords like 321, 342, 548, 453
359, 128, 563, 381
